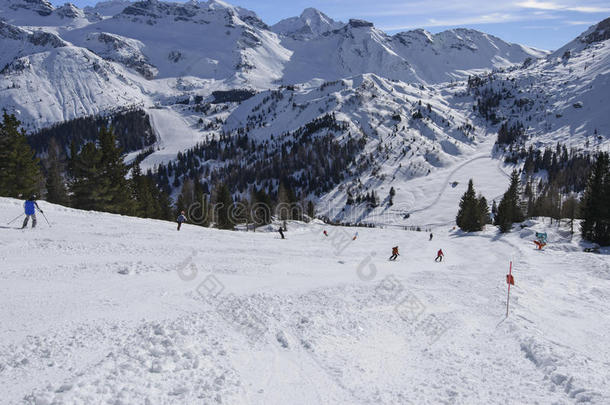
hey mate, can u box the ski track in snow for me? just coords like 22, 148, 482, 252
1, 197, 609, 404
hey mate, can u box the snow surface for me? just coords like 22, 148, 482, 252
1, 188, 609, 404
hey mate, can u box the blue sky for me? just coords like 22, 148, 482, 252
53, 0, 609, 50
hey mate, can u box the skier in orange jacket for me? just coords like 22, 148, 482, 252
389, 246, 399, 261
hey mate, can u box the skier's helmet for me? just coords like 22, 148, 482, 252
30, 195, 37, 200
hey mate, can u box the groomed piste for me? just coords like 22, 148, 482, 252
1, 196, 609, 404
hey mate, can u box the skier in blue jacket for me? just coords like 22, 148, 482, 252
22, 195, 42, 229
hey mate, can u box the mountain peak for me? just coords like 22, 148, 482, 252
83, 0, 132, 18
580, 17, 610, 45
55, 3, 84, 19
205, 0, 233, 10
272, 7, 343, 40
551, 17, 610, 58
119, 0, 201, 21
347, 19, 374, 28
299, 7, 323, 18
0, 0, 54, 16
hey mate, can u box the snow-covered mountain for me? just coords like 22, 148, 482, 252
0, 0, 557, 135
0, 0, 91, 27
463, 18, 610, 151
553, 17, 610, 57
83, 0, 133, 18
0, 0, 54, 17
280, 19, 421, 84
0, 21, 66, 69
271, 7, 344, 40
0, 0, 608, 226
61, 0, 290, 86
281, 21, 548, 85
392, 28, 548, 82
0, 23, 147, 130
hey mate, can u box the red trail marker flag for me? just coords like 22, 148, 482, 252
506, 261, 514, 317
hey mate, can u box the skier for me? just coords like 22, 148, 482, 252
323, 230, 328, 237
177, 211, 187, 231
389, 246, 399, 261
352, 231, 359, 241
429, 233, 433, 241
22, 195, 43, 229
434, 249, 444, 262
533, 232, 547, 250
278, 227, 285, 239
534, 240, 545, 250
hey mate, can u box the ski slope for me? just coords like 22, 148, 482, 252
1, 197, 609, 404
320, 134, 512, 227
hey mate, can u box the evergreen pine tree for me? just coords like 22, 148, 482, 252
561, 194, 579, 234
307, 200, 315, 219
176, 179, 195, 219
69, 126, 134, 214
478, 195, 491, 225
156, 189, 174, 221
98, 126, 133, 214
190, 179, 210, 226
456, 179, 483, 232
132, 164, 158, 218
251, 188, 272, 226
215, 183, 234, 230
44, 137, 69, 205
232, 197, 250, 226
70, 142, 102, 210
524, 178, 535, 217
0, 112, 42, 198
277, 181, 290, 220
346, 191, 354, 205
495, 170, 523, 233
580, 152, 610, 245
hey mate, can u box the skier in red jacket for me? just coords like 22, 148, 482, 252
434, 249, 444, 262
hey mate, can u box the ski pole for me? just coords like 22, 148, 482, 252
40, 211, 51, 227
7, 213, 24, 225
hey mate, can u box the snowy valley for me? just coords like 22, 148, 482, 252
1, 1, 608, 229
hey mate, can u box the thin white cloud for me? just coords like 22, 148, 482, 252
359, 0, 610, 18
517, 0, 610, 13
564, 20, 597, 25
380, 10, 560, 31
568, 6, 610, 12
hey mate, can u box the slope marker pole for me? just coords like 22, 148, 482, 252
506, 261, 513, 317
